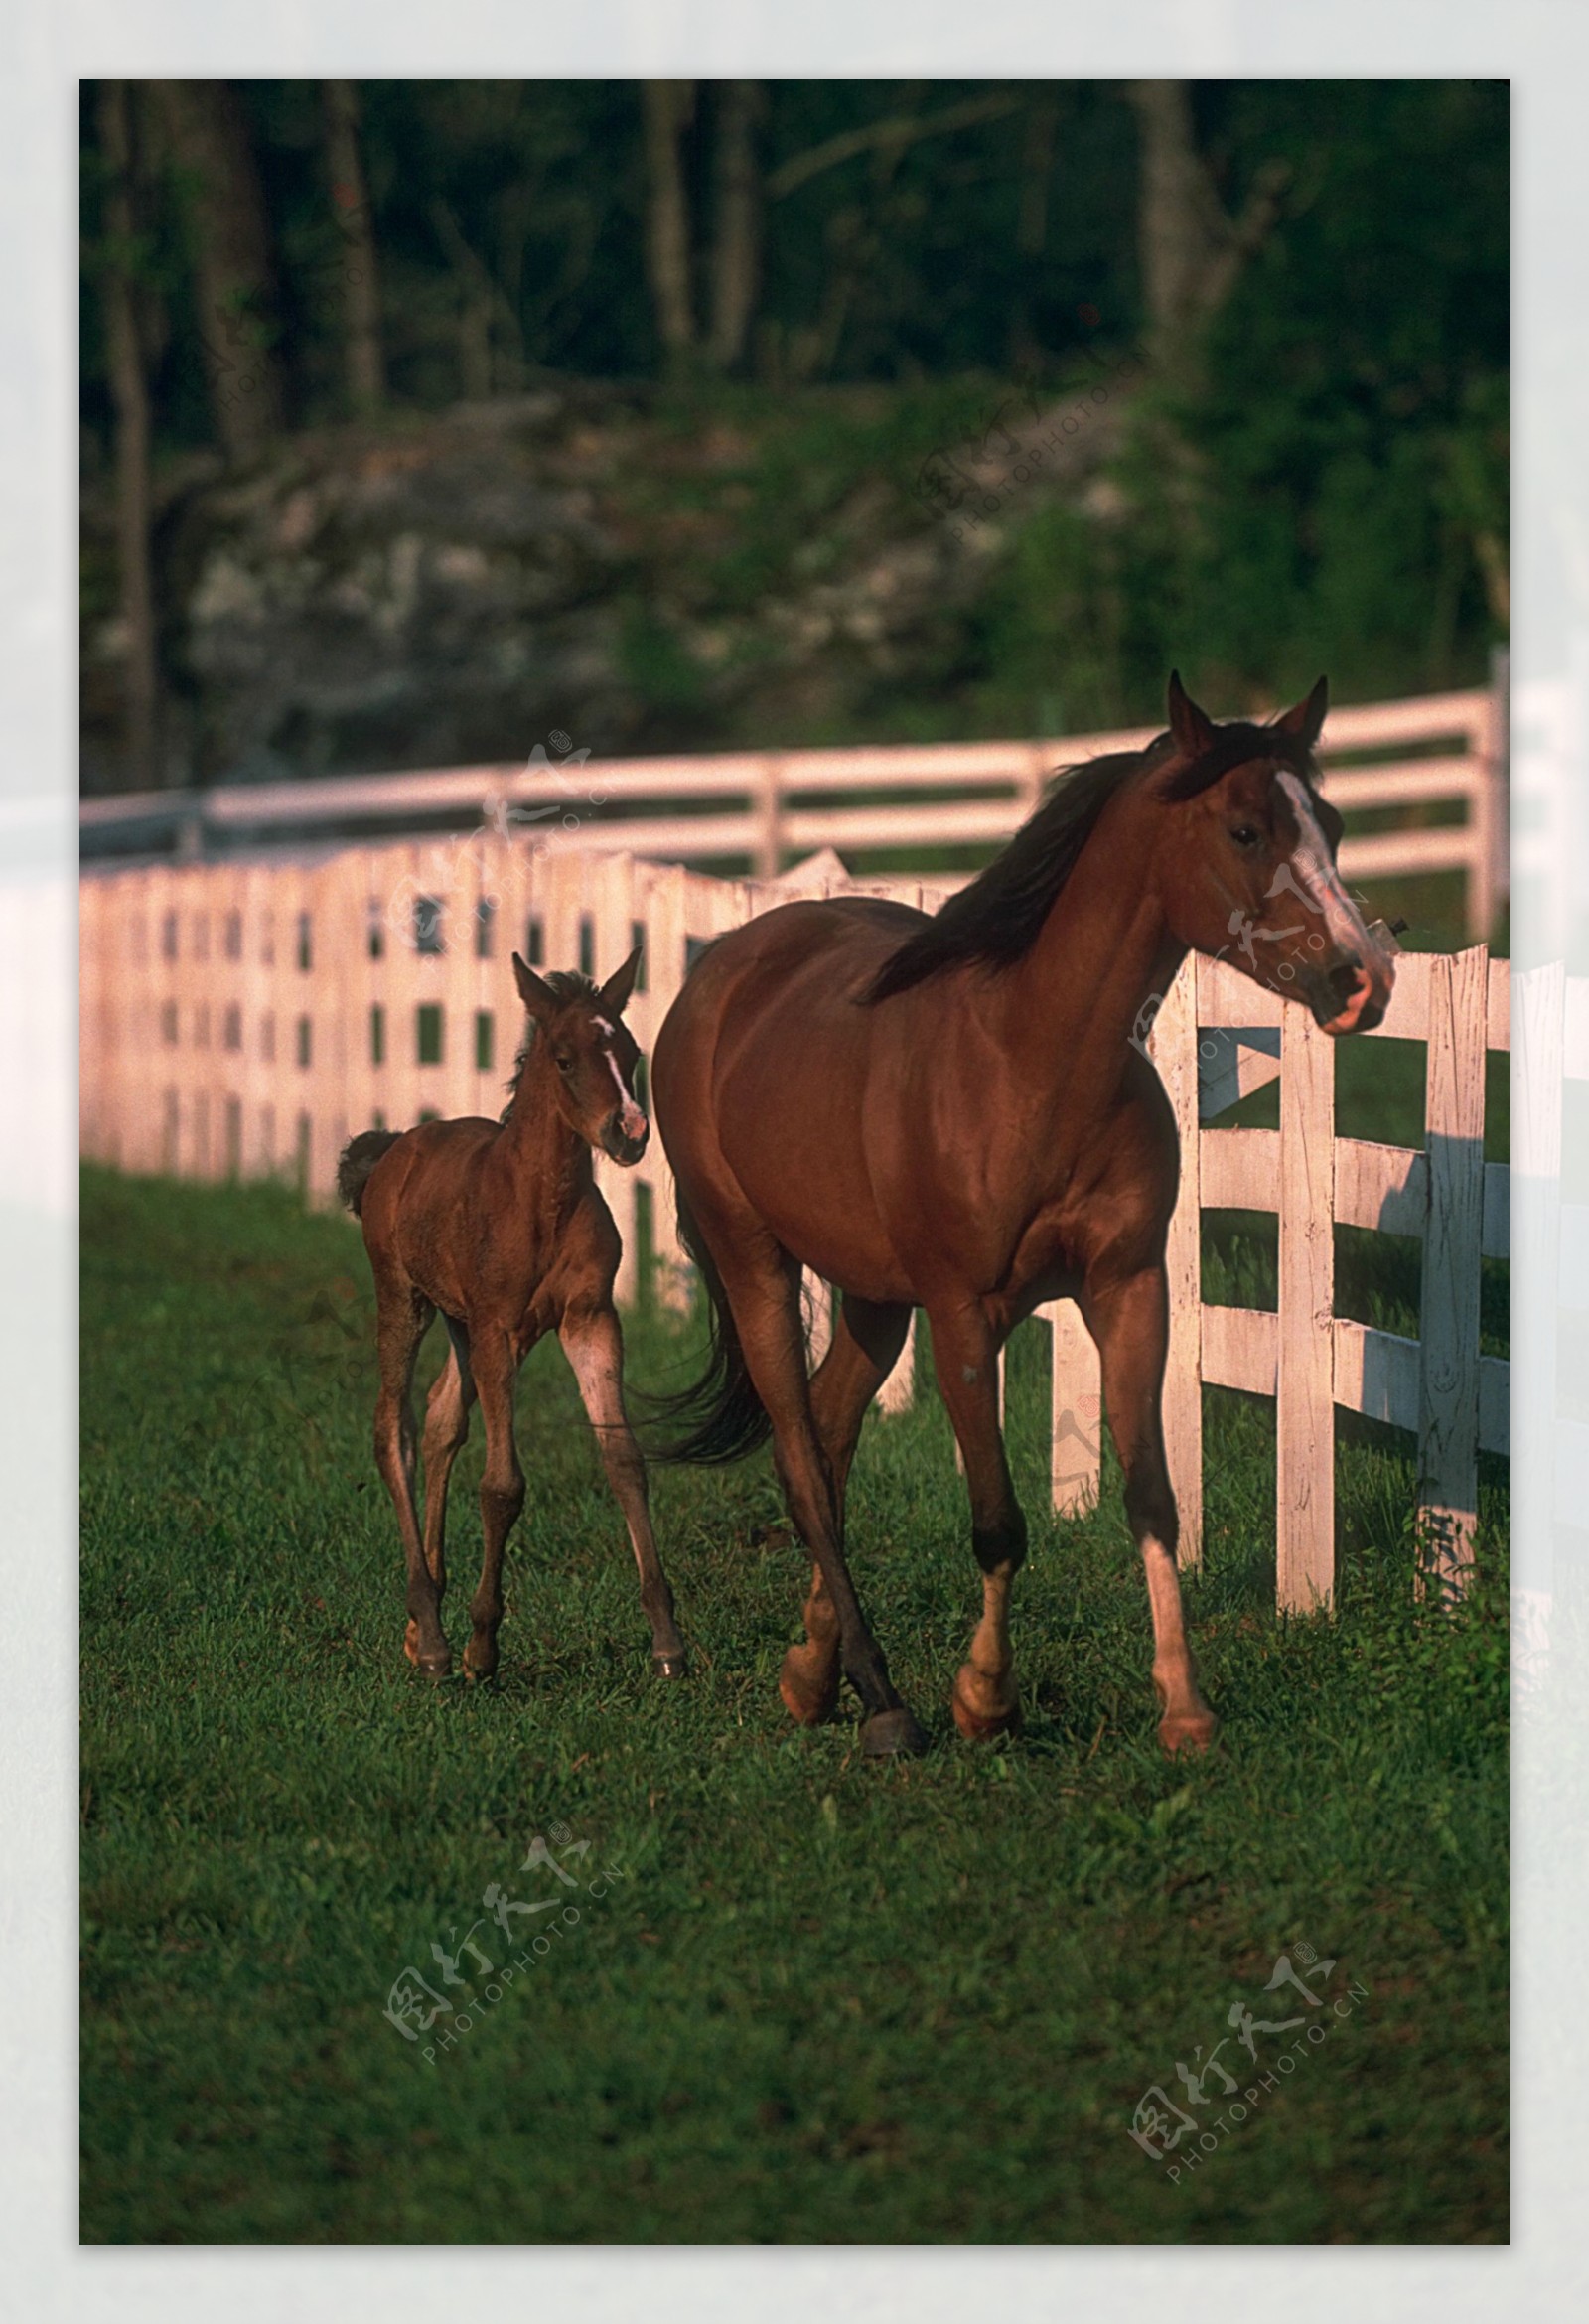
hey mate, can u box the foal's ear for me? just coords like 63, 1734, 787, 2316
511, 952, 557, 1020
598, 944, 643, 1017
1167, 669, 1217, 761
1272, 673, 1329, 749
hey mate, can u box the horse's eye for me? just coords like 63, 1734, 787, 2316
554, 1054, 574, 1074
1230, 824, 1260, 849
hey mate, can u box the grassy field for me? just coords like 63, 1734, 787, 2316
79, 1163, 1508, 2244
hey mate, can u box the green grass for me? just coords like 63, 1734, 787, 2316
79, 1166, 1507, 2243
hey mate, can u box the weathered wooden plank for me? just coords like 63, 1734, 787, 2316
1046, 1297, 1101, 1516
1200, 1302, 1277, 1396
1277, 997, 1337, 1611
1200, 1125, 1279, 1214
1335, 1138, 1426, 1239
1332, 1317, 1418, 1433
1197, 955, 1284, 1028
1149, 958, 1203, 1564
1416, 945, 1488, 1593
875, 1309, 917, 1417
1359, 948, 1431, 1045
1479, 1357, 1510, 1459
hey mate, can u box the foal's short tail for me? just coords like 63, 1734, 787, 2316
336, 1128, 400, 1218
641, 1195, 773, 1467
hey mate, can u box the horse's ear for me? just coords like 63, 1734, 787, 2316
598, 944, 643, 1017
1273, 674, 1329, 748
1167, 669, 1216, 761
511, 952, 557, 1020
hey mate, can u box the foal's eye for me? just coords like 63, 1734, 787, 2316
1230, 824, 1261, 849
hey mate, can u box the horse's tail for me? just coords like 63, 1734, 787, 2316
642, 1193, 773, 1467
336, 1128, 400, 1218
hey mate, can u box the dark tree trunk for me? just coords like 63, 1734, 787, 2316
152, 79, 286, 459
323, 80, 385, 413
1127, 80, 1288, 377
643, 81, 696, 366
709, 81, 763, 372
95, 81, 160, 793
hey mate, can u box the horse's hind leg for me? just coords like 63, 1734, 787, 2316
782, 1295, 910, 1726
560, 1301, 687, 1678
371, 1276, 448, 1675
928, 1300, 1026, 1741
721, 1244, 925, 1755
415, 1318, 476, 1649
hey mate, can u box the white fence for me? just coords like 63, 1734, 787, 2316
80, 837, 1514, 1610
80, 683, 1507, 942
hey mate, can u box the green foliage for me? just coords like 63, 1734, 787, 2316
81, 1167, 1506, 2242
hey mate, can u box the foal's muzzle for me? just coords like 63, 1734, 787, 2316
601, 1114, 650, 1167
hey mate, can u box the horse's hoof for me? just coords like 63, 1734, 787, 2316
860, 1706, 929, 1758
405, 1621, 451, 1677
652, 1652, 688, 1681
779, 1647, 840, 1727
463, 1639, 498, 1683
951, 1665, 1023, 1742
1158, 1708, 1219, 1756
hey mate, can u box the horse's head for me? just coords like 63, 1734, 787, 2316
510, 947, 650, 1163
1152, 671, 1395, 1036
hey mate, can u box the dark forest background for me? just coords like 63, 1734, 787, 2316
79, 79, 1508, 794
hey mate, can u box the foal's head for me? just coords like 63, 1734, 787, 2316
1152, 672, 1395, 1036
509, 948, 650, 1164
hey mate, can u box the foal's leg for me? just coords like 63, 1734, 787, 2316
371, 1276, 448, 1674
928, 1301, 1027, 1741
410, 1318, 475, 1660
721, 1245, 925, 1755
1083, 1265, 1218, 1755
782, 1295, 910, 1727
464, 1327, 525, 1681
559, 1300, 687, 1678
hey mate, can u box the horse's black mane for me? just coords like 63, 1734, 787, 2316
503, 970, 598, 1110
860, 717, 1320, 1004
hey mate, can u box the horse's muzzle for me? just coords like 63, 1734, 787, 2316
1308, 952, 1393, 1037
602, 1117, 650, 1167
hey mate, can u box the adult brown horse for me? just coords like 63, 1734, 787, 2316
650, 673, 1394, 1758
337, 950, 686, 1686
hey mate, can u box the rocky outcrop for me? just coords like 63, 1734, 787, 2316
81, 373, 1129, 795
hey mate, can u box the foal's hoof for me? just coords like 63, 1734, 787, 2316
463, 1638, 499, 1683
950, 1663, 1023, 1742
1158, 1707, 1220, 1757
652, 1652, 689, 1681
860, 1706, 929, 1759
404, 1621, 452, 1678
779, 1646, 840, 1728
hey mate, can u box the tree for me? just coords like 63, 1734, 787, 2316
708, 81, 763, 372
152, 80, 285, 459
323, 80, 385, 413
642, 81, 696, 368
1126, 81, 1287, 378
93, 81, 159, 791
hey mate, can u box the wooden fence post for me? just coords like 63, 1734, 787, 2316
1046, 1297, 1101, 1516
1149, 958, 1203, 1565
1416, 945, 1489, 1596
1277, 993, 1336, 1611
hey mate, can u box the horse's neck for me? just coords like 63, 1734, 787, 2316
501, 1066, 592, 1222
998, 806, 1183, 1102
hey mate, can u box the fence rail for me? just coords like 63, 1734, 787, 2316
81, 683, 1507, 942
80, 837, 1512, 1609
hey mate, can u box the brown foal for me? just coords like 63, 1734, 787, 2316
651, 673, 1395, 1758
338, 949, 685, 1684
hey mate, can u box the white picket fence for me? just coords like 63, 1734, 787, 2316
80, 682, 1507, 942
79, 837, 1512, 1608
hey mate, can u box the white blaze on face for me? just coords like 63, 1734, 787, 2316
599, 1033, 647, 1140
1273, 770, 1373, 958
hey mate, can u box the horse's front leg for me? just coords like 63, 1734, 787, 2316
559, 1301, 687, 1678
1083, 1264, 1218, 1755
928, 1301, 1026, 1740
465, 1327, 526, 1682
